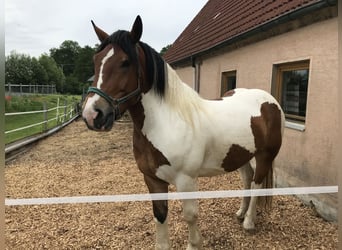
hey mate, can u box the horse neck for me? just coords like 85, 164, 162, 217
128, 64, 205, 130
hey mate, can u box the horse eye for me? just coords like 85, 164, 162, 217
121, 59, 130, 68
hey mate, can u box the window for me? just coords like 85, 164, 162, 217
274, 61, 310, 123
221, 71, 236, 96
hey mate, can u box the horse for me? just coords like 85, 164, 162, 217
82, 15, 285, 250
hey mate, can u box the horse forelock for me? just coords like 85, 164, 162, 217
97, 30, 138, 65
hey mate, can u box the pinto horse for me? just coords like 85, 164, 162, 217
82, 16, 285, 250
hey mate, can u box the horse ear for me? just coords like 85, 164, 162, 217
130, 15, 143, 44
91, 20, 109, 42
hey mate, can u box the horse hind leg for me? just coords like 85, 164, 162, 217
236, 162, 254, 220
242, 154, 274, 231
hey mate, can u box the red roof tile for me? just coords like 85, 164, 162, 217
163, 0, 323, 64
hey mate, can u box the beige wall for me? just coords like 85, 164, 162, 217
172, 18, 338, 220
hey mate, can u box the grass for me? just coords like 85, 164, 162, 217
5, 94, 82, 144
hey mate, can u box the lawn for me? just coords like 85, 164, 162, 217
5, 95, 81, 144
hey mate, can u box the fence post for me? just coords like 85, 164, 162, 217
56, 98, 60, 125
20, 83, 23, 95
43, 102, 48, 131
63, 100, 67, 123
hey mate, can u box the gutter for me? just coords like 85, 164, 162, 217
170, 0, 337, 66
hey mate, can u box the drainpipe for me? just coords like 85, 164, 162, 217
191, 56, 201, 93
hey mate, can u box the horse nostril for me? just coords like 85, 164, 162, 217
95, 108, 103, 119
93, 108, 104, 129
93, 108, 114, 130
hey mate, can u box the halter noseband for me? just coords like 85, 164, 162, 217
87, 46, 142, 120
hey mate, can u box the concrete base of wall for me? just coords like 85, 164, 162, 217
274, 168, 337, 222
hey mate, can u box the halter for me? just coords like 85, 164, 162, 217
87, 46, 142, 120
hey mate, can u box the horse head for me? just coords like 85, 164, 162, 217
82, 16, 144, 131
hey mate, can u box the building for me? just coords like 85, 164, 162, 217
163, 0, 338, 220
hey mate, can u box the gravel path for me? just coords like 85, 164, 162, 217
5, 119, 337, 249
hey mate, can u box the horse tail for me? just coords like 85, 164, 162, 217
257, 162, 273, 212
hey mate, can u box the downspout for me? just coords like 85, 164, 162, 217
191, 56, 201, 93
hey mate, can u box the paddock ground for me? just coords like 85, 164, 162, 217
5, 118, 337, 249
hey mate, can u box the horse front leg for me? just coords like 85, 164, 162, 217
144, 174, 170, 250
176, 174, 202, 250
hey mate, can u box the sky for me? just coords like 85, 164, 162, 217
5, 0, 207, 58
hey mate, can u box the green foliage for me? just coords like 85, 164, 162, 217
31, 57, 48, 84
5, 52, 35, 85
160, 44, 172, 56
5, 51, 65, 93
5, 95, 42, 112
73, 45, 95, 83
50, 40, 81, 77
49, 41, 96, 94
64, 76, 82, 95
38, 54, 65, 92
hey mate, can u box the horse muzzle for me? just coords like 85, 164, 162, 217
84, 109, 114, 131
82, 97, 116, 131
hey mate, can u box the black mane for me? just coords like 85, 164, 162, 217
97, 30, 166, 97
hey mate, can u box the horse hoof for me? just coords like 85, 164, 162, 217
242, 220, 256, 232
186, 245, 202, 250
236, 209, 245, 221
236, 214, 244, 223
244, 226, 257, 234
155, 243, 171, 250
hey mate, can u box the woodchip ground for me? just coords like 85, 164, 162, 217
5, 118, 337, 249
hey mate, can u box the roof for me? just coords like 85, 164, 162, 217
163, 0, 329, 64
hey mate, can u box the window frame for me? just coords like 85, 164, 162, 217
221, 70, 237, 96
274, 60, 310, 123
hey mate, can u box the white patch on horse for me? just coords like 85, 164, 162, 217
82, 94, 100, 127
82, 47, 115, 127
140, 67, 281, 185
97, 47, 114, 89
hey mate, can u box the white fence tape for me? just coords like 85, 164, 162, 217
5, 186, 337, 206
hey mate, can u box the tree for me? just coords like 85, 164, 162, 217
5, 51, 50, 86
5, 52, 34, 85
31, 57, 48, 84
50, 40, 81, 76
39, 54, 65, 92
160, 44, 172, 56
64, 75, 81, 94
73, 45, 95, 83
6, 40, 96, 95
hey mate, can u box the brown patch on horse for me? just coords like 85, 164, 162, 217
221, 144, 254, 172
223, 89, 235, 97
133, 129, 171, 175
250, 102, 282, 159
250, 102, 282, 184
131, 106, 170, 223
143, 174, 169, 223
